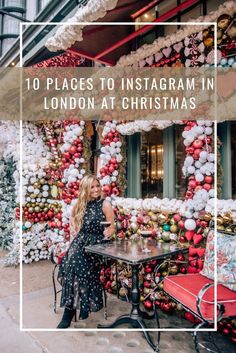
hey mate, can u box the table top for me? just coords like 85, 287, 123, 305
85, 239, 188, 265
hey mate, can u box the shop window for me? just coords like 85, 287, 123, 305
3, 13, 20, 33
3, 0, 25, 6
231, 122, 236, 199
37, 0, 51, 13
135, 7, 157, 31
175, 124, 187, 199
141, 129, 164, 198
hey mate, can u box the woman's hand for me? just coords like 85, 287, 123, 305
102, 200, 115, 239
103, 226, 115, 239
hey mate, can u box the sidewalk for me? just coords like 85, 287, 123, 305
0, 251, 233, 353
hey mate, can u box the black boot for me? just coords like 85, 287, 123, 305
57, 308, 76, 328
79, 309, 89, 320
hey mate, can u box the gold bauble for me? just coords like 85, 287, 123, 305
157, 213, 168, 225
170, 218, 176, 225
217, 216, 223, 226
217, 225, 225, 231
222, 214, 233, 224
28, 207, 34, 213
34, 206, 40, 213
39, 178, 45, 184
33, 182, 39, 188
170, 225, 178, 233
203, 213, 212, 222
30, 193, 36, 199
44, 207, 48, 213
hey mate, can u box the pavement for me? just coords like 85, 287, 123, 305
0, 251, 234, 353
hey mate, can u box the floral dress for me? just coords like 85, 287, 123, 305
58, 198, 105, 313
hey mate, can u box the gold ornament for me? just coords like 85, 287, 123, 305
170, 218, 176, 225
203, 213, 212, 222
157, 213, 168, 225
217, 216, 223, 226
222, 214, 233, 224
170, 225, 178, 233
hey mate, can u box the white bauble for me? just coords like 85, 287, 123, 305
195, 173, 204, 182
205, 127, 213, 135
199, 151, 208, 160
187, 166, 195, 174
184, 219, 196, 230
25, 221, 32, 228
185, 156, 194, 166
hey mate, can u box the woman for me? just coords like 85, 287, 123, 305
57, 175, 115, 328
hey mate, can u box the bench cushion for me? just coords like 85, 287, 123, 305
164, 273, 236, 321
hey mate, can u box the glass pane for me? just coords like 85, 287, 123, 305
2, 37, 15, 53
141, 129, 163, 198
175, 125, 187, 199
38, 0, 51, 12
3, 14, 20, 34
135, 7, 156, 31
231, 122, 236, 199
4, 0, 25, 6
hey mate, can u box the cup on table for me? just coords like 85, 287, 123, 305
140, 230, 152, 253
100, 221, 112, 241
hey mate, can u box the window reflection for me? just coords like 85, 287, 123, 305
141, 129, 163, 198
175, 125, 187, 199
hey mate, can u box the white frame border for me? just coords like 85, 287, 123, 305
19, 21, 218, 332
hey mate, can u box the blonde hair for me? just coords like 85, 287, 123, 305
70, 175, 101, 235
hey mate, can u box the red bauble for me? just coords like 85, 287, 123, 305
179, 236, 186, 243
193, 233, 203, 245
112, 187, 120, 196
144, 266, 152, 274
108, 165, 115, 173
110, 158, 117, 165
185, 190, 193, 198
186, 146, 195, 154
185, 230, 194, 241
178, 220, 185, 229
103, 185, 111, 194
203, 183, 211, 191
173, 214, 181, 222
144, 300, 153, 310
69, 146, 77, 154
180, 266, 187, 274
189, 180, 197, 189
195, 185, 203, 191
205, 176, 213, 184
192, 139, 203, 149
143, 281, 151, 288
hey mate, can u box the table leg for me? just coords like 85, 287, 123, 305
97, 264, 160, 351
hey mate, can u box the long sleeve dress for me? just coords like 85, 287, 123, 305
58, 198, 105, 313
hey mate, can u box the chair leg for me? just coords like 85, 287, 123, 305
52, 264, 58, 313
192, 321, 208, 353
103, 285, 108, 320
154, 304, 161, 347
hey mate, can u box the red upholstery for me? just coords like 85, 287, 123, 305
163, 273, 236, 321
